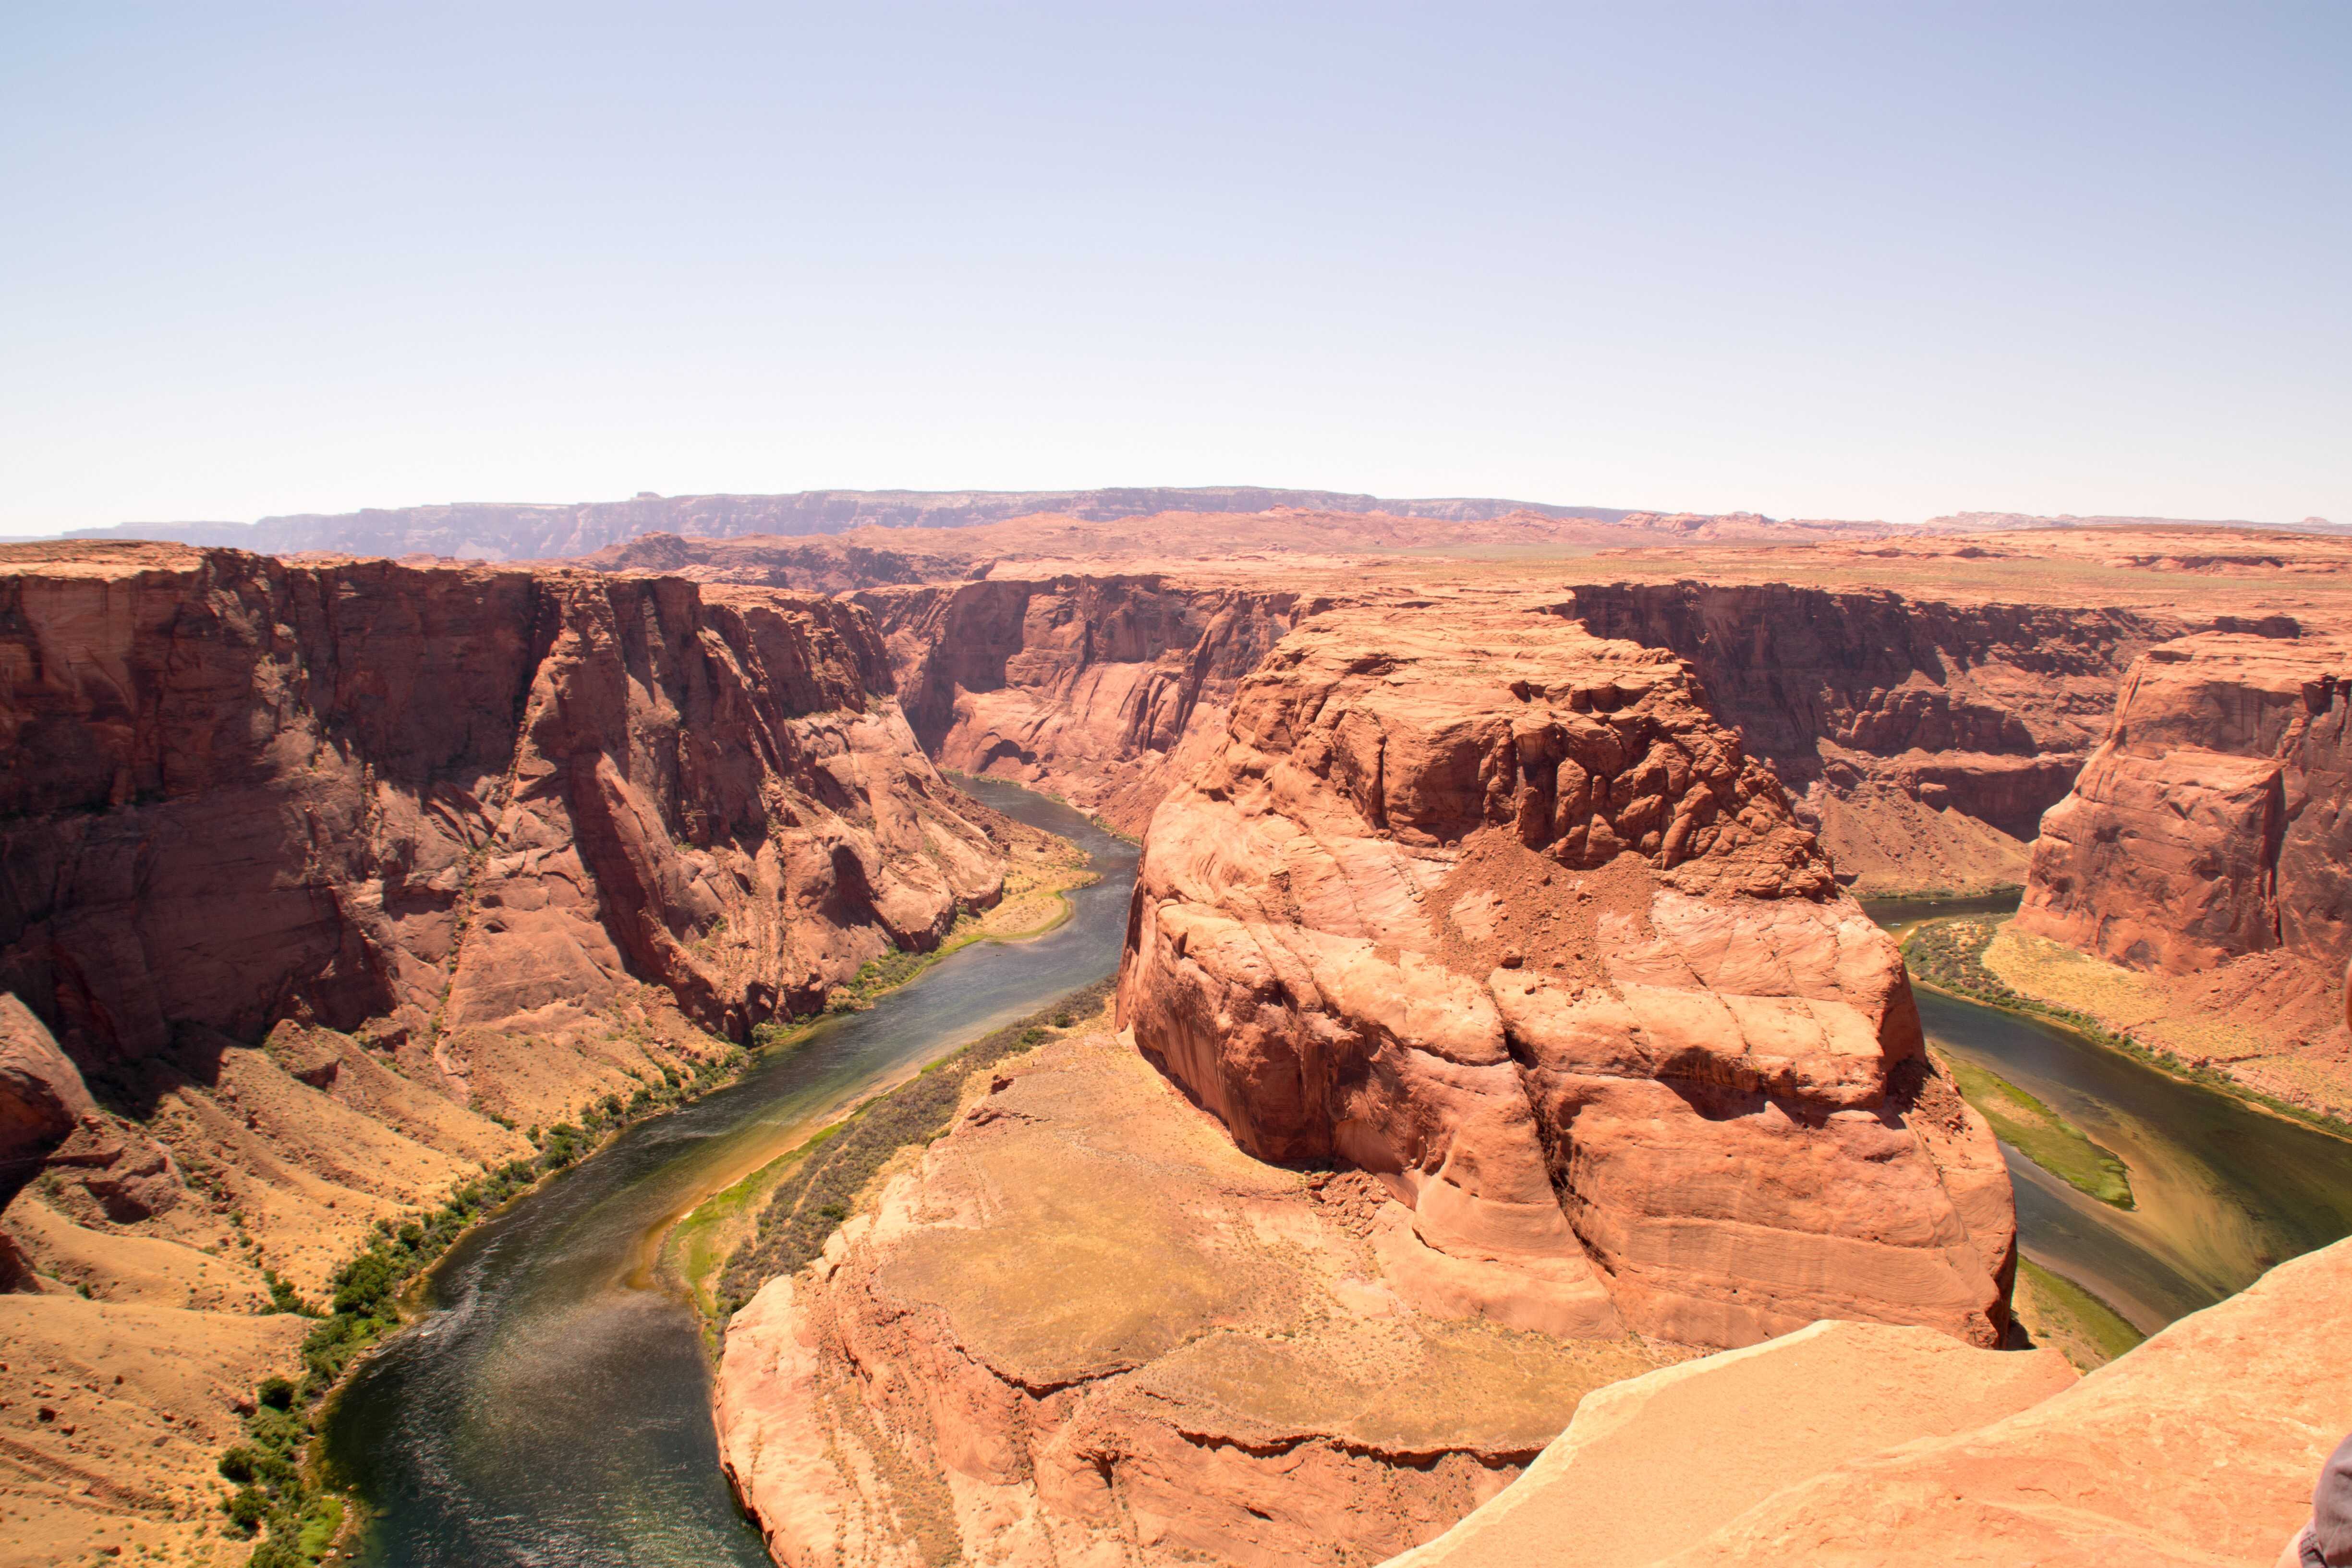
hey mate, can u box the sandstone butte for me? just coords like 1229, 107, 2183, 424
0, 540, 1029, 1564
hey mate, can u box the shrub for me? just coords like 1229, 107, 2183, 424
223, 1487, 268, 1532
257, 1375, 296, 1410
261, 1270, 308, 1316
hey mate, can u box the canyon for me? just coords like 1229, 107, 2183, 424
5, 507, 2352, 1567
0, 541, 1021, 1565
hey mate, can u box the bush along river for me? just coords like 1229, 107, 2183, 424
316, 779, 1140, 1568
1867, 895, 2352, 1353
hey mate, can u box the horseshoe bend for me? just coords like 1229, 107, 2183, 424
5, 513, 2352, 1568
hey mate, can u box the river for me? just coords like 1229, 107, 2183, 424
1866, 897, 2352, 1332
320, 779, 1140, 1568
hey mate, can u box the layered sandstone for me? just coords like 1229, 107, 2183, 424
1392, 1233, 2352, 1567
717, 1024, 1686, 1568
1117, 599, 2017, 1349
0, 542, 1003, 1072
854, 575, 1308, 834
1559, 583, 2172, 894
2019, 629, 2352, 975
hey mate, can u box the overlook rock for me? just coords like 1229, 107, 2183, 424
1117, 600, 2017, 1349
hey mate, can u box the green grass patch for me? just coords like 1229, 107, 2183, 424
1939, 1052, 2134, 1208
715, 977, 1115, 1320
2018, 1257, 2146, 1366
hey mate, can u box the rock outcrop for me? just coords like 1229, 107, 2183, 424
856, 575, 1307, 834
0, 997, 94, 1211
1390, 1232, 2352, 1567
1382, 1319, 2076, 1568
1560, 583, 2176, 894
1117, 600, 2017, 1349
717, 1022, 1686, 1568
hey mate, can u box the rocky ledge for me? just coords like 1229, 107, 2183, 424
716, 1020, 1685, 1568
1395, 1232, 2352, 1567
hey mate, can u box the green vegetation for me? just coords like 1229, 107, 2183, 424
714, 976, 1115, 1318
1938, 1051, 2134, 1208
667, 1125, 838, 1322
2017, 1257, 2146, 1369
1902, 914, 2352, 1143
210, 1039, 749, 1563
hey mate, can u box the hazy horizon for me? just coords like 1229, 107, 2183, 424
5, 3, 2347, 536
30, 482, 2343, 544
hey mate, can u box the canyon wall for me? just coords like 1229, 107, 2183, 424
0, 542, 1026, 1556
1559, 583, 2177, 894
816, 571, 2174, 898
1116, 600, 2017, 1350
2003, 629, 2352, 1094
0, 542, 1004, 1081
854, 575, 1309, 834
2017, 629, 2352, 977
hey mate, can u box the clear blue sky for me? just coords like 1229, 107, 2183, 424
3, 2, 2346, 533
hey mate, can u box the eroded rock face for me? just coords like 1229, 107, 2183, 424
1117, 602, 2016, 1349
0, 996, 95, 1211
0, 542, 1004, 1077
1561, 583, 2174, 894
857, 575, 1307, 834
2018, 629, 2352, 978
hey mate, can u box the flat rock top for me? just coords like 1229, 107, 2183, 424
1388, 1318, 2074, 1568
869, 1032, 1682, 1457
0, 538, 215, 577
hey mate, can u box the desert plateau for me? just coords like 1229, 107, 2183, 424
0, 489, 2348, 1568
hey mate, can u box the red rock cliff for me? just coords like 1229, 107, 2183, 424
1116, 600, 2017, 1350
855, 575, 1306, 833
1559, 583, 2176, 893
2017, 628, 2352, 982
0, 542, 1004, 1080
